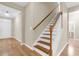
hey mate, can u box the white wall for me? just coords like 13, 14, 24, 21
55, 3, 68, 55
0, 18, 12, 39
24, 2, 58, 46
51, 3, 68, 55
52, 14, 62, 55
13, 12, 22, 42
32, 2, 58, 28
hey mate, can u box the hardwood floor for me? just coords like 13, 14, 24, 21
60, 39, 79, 56
0, 38, 41, 56
1, 38, 79, 56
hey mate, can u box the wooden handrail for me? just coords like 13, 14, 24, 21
49, 12, 62, 56
33, 5, 59, 30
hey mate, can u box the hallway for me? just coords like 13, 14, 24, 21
0, 38, 41, 56
60, 39, 79, 56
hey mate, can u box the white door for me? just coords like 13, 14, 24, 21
0, 19, 12, 39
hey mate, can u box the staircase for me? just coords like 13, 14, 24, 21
33, 20, 55, 56
33, 12, 62, 56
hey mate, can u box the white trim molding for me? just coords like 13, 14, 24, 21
57, 42, 68, 56
21, 43, 33, 50
13, 37, 33, 50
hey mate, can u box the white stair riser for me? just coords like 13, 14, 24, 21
41, 35, 50, 38
40, 39, 50, 43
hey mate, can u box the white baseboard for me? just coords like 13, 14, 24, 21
0, 36, 14, 39
12, 37, 22, 43
17, 39, 22, 43
22, 43, 33, 50
13, 37, 33, 50
57, 42, 68, 56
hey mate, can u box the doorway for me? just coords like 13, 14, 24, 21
69, 10, 79, 40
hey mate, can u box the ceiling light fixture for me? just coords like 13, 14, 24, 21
5, 11, 10, 17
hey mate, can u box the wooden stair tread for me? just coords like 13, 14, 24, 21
34, 45, 49, 54
43, 33, 50, 35
43, 33, 56, 36
38, 41, 50, 46
40, 37, 50, 40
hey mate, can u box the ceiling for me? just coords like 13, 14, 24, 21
14, 2, 29, 7
0, 2, 29, 19
14, 2, 79, 8
0, 2, 79, 19
0, 4, 21, 19
65, 2, 79, 8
